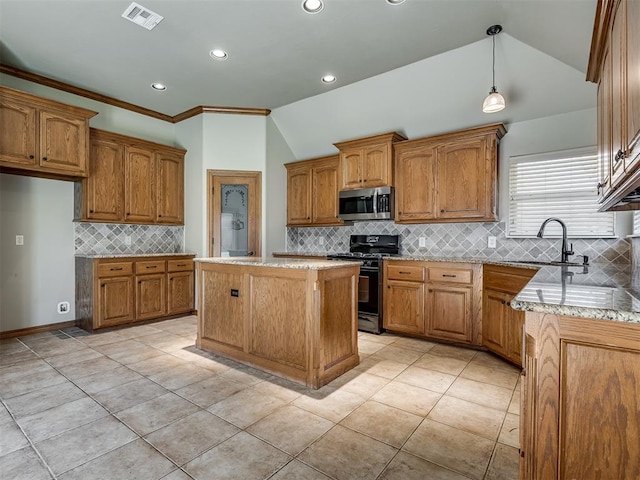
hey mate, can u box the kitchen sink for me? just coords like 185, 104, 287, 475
503, 260, 586, 267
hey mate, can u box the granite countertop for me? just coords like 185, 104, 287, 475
76, 252, 197, 259
195, 256, 362, 270
271, 252, 334, 257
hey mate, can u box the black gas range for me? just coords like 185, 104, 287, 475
327, 235, 400, 334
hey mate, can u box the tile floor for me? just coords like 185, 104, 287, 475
0, 316, 521, 480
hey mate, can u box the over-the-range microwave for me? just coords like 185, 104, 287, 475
339, 186, 394, 221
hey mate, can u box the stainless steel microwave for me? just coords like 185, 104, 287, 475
339, 186, 394, 221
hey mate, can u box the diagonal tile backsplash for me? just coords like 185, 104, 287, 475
75, 223, 184, 255
286, 221, 630, 264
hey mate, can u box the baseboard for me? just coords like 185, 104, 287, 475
0, 320, 78, 340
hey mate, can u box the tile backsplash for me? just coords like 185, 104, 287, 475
75, 223, 184, 255
286, 221, 630, 264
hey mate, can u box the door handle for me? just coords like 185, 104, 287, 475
247, 251, 255, 256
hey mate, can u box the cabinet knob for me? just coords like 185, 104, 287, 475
428, 289, 433, 292
42, 157, 48, 161
307, 217, 310, 220
126, 212, 130, 216
89, 210, 94, 213
158, 214, 162, 217
29, 155, 34, 159
440, 209, 445, 213
398, 212, 402, 215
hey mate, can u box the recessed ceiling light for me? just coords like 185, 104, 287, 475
386, 0, 406, 4
321, 74, 336, 84
151, 82, 167, 91
210, 49, 228, 60
302, 0, 324, 14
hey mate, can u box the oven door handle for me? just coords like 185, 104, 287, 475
359, 267, 378, 273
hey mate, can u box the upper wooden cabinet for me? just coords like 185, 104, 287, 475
394, 123, 506, 223
75, 129, 186, 225
588, 0, 640, 209
285, 155, 343, 226
334, 132, 406, 190
0, 86, 97, 179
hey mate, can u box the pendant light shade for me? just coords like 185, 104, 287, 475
483, 25, 505, 113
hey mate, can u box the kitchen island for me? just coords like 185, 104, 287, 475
194, 257, 361, 389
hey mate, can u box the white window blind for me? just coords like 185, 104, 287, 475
508, 147, 615, 237
633, 212, 640, 235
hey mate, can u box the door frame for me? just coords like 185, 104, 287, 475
207, 169, 262, 257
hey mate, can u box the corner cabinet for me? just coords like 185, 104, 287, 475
334, 132, 406, 190
75, 129, 186, 225
285, 155, 343, 226
0, 86, 97, 179
588, 0, 640, 210
76, 255, 195, 332
383, 260, 482, 345
394, 123, 506, 223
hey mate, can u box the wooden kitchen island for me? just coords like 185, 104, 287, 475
195, 257, 361, 389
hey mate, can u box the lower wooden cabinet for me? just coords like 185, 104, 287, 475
383, 260, 481, 344
76, 255, 195, 331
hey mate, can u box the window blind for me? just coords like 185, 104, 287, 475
633, 212, 640, 235
508, 147, 615, 237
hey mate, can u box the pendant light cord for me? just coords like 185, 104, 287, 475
492, 33, 496, 91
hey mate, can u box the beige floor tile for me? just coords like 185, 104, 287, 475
0, 402, 12, 425
249, 379, 304, 402
341, 400, 422, 448
35, 416, 138, 475
471, 351, 520, 372
0, 338, 29, 355
485, 443, 519, 480
357, 339, 387, 355
0, 446, 52, 480
58, 438, 175, 480
72, 365, 143, 395
116, 392, 199, 435
18, 396, 108, 443
0, 359, 52, 381
446, 376, 514, 411
174, 376, 248, 408
374, 345, 424, 364
44, 348, 104, 368
207, 387, 288, 429
135, 332, 193, 352
413, 353, 469, 376
0, 349, 40, 367
168, 348, 231, 373
359, 333, 399, 345
184, 431, 291, 480
327, 370, 389, 398
459, 362, 520, 390
148, 364, 215, 390
247, 405, 333, 455
372, 381, 441, 416
92, 377, 168, 413
116, 325, 164, 338
77, 331, 129, 347
391, 336, 437, 352
428, 395, 505, 440
57, 356, 122, 381
110, 344, 167, 365
217, 364, 273, 386
4, 381, 86, 418
404, 419, 494, 480
0, 368, 67, 399
22, 337, 86, 357
127, 354, 187, 376
353, 355, 409, 379
395, 366, 456, 393
379, 451, 471, 480
270, 460, 331, 479
498, 413, 520, 448
145, 410, 239, 465
508, 387, 521, 414
293, 387, 366, 422
92, 339, 146, 357
298, 425, 397, 480
161, 469, 193, 480
428, 344, 478, 362
0, 420, 29, 456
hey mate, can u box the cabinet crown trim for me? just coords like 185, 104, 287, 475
333, 131, 407, 149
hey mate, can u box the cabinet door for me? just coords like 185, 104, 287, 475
426, 284, 472, 343
383, 280, 425, 335
341, 149, 362, 189
39, 109, 88, 175
482, 289, 509, 355
0, 96, 37, 166
136, 273, 166, 320
395, 145, 436, 222
97, 276, 135, 328
156, 151, 184, 224
361, 143, 390, 187
436, 138, 489, 219
167, 270, 195, 315
505, 309, 525, 366
312, 160, 341, 224
625, 0, 640, 170
520, 334, 537, 479
598, 46, 613, 198
85, 137, 125, 221
610, 0, 626, 186
199, 269, 245, 349
125, 146, 156, 223
286, 166, 312, 225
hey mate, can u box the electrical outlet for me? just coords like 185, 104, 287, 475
16, 235, 24, 246
124, 235, 132, 246
57, 301, 70, 314
488, 236, 497, 248
419, 237, 426, 248
318, 237, 325, 246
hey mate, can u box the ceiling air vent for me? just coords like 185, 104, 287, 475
121, 2, 163, 31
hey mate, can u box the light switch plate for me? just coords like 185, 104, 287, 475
16, 235, 24, 246
419, 237, 426, 248
124, 235, 132, 246
318, 237, 325, 246
488, 236, 497, 248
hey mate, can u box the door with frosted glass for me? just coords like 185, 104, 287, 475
208, 171, 261, 257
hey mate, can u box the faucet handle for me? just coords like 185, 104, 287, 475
567, 242, 574, 255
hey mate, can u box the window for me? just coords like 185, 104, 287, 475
633, 211, 640, 235
508, 147, 615, 237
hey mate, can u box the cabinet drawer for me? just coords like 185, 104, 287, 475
428, 267, 473, 284
135, 260, 166, 274
97, 261, 133, 277
387, 265, 425, 282
168, 259, 194, 272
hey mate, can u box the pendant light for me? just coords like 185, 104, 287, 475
482, 24, 505, 113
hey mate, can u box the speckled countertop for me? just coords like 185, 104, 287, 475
76, 253, 196, 258
195, 257, 362, 270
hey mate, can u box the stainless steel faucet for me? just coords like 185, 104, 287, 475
536, 217, 574, 263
